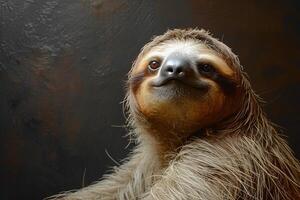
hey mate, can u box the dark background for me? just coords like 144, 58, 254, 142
1, 0, 300, 199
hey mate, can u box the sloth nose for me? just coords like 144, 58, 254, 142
160, 54, 192, 80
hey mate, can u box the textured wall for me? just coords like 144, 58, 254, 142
0, 0, 299, 199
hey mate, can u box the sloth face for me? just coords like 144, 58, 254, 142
129, 39, 241, 134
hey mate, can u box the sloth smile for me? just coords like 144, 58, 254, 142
149, 79, 208, 101
150, 77, 209, 91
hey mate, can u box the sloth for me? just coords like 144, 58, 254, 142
50, 29, 300, 200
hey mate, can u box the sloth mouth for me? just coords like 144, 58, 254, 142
150, 77, 208, 90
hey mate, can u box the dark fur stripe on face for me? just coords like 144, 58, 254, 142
128, 71, 146, 92
213, 74, 237, 94
198, 67, 237, 95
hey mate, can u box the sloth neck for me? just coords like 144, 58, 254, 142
134, 91, 271, 164
134, 125, 185, 164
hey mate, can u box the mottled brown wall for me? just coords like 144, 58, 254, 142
0, 0, 299, 199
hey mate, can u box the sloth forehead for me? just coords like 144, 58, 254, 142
139, 39, 235, 77
145, 39, 210, 58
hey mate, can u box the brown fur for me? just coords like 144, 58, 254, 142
48, 28, 300, 200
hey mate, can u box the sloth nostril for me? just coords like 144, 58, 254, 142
178, 71, 185, 77
166, 66, 186, 76
176, 67, 184, 74
166, 66, 174, 73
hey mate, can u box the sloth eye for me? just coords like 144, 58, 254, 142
197, 63, 214, 74
148, 60, 161, 71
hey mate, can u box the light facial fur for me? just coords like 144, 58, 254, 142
48, 28, 300, 200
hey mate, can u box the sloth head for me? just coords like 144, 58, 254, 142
126, 29, 247, 145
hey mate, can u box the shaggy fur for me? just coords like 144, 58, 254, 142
48, 29, 300, 200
